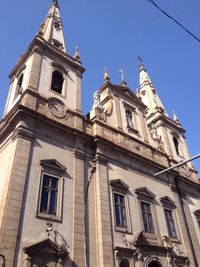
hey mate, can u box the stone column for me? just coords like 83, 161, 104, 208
94, 153, 114, 267
72, 148, 85, 267
0, 126, 34, 267
28, 46, 43, 90
171, 183, 198, 267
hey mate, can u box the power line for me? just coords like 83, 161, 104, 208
147, 0, 200, 43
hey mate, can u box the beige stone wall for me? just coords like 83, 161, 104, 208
187, 194, 200, 247
0, 136, 17, 229
5, 56, 32, 115
108, 163, 185, 254
17, 134, 75, 266
38, 55, 79, 111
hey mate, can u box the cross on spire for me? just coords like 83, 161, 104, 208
52, 0, 59, 7
137, 56, 143, 63
118, 68, 127, 83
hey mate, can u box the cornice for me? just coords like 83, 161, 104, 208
94, 152, 108, 165
9, 35, 85, 79
91, 118, 167, 158
74, 148, 85, 160
147, 112, 185, 134
12, 125, 35, 142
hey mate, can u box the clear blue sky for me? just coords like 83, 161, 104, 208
1, 0, 200, 174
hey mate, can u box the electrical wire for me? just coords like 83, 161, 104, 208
147, 0, 200, 43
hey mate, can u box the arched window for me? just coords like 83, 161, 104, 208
0, 255, 5, 267
120, 259, 129, 267
17, 73, 24, 94
51, 70, 63, 94
148, 260, 161, 267
173, 136, 179, 155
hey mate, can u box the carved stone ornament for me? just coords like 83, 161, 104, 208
180, 164, 191, 177
149, 123, 161, 142
48, 97, 67, 118
95, 107, 106, 121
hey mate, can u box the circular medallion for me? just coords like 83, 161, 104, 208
48, 98, 66, 118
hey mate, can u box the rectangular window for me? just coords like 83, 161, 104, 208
40, 174, 58, 215
141, 202, 154, 233
114, 193, 127, 227
164, 209, 177, 238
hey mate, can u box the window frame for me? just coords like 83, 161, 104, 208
37, 171, 63, 221
13, 72, 24, 101
114, 192, 127, 228
50, 62, 68, 98
140, 201, 155, 234
135, 187, 160, 237
39, 173, 59, 215
173, 136, 180, 155
194, 209, 200, 230
160, 196, 180, 241
164, 208, 177, 238
50, 70, 64, 95
110, 179, 132, 233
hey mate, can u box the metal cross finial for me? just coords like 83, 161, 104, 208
52, 0, 59, 7
118, 68, 127, 82
137, 56, 143, 63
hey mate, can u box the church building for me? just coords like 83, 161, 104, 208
0, 1, 200, 267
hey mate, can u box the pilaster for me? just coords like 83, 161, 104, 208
178, 188, 200, 265
0, 127, 34, 267
114, 93, 123, 130
94, 153, 114, 267
72, 148, 85, 267
28, 47, 43, 90
75, 73, 82, 113
160, 125, 173, 158
170, 183, 198, 267
139, 109, 149, 143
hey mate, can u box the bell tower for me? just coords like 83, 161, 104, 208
0, 1, 86, 266
138, 63, 198, 181
4, 0, 84, 117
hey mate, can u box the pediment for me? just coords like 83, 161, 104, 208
24, 239, 68, 257
160, 196, 176, 208
135, 187, 155, 199
110, 179, 129, 192
40, 159, 66, 172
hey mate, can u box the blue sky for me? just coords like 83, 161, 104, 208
1, 0, 200, 174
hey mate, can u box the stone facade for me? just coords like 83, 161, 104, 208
0, 1, 200, 267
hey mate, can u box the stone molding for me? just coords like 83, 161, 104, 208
74, 148, 85, 160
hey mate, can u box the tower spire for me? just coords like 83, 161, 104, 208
38, 0, 66, 52
138, 63, 168, 117
104, 68, 110, 83
173, 110, 181, 125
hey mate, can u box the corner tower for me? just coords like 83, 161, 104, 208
4, 0, 84, 117
0, 1, 86, 266
138, 63, 197, 181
